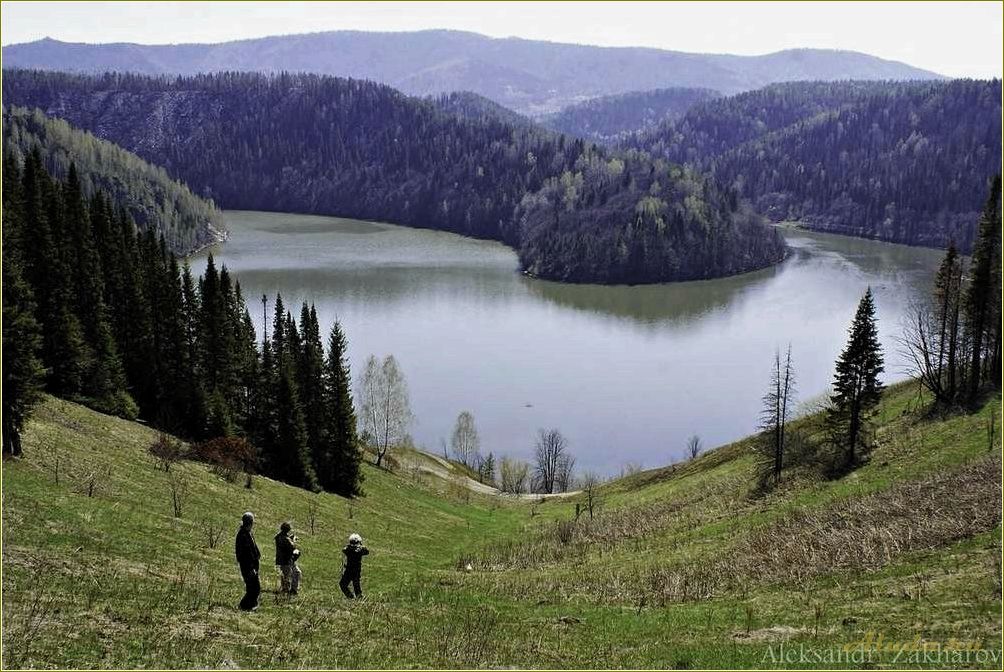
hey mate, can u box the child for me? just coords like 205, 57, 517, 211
339, 533, 369, 599
274, 521, 301, 596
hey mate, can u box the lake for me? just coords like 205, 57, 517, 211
191, 211, 945, 476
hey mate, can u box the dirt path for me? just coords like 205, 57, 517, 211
395, 449, 580, 499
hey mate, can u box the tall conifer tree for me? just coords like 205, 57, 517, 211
827, 288, 884, 472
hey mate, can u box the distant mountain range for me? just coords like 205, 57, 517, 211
1, 30, 945, 114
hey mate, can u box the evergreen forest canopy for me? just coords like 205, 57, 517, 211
1, 151, 362, 496
2, 69, 786, 284
543, 87, 721, 144
629, 79, 1003, 251
2, 105, 223, 255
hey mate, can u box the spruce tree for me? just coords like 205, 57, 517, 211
321, 321, 363, 496
274, 362, 320, 491
931, 243, 964, 404
179, 263, 208, 437
26, 152, 92, 397
63, 164, 131, 414
297, 303, 327, 481
2, 177, 46, 456
827, 288, 884, 473
964, 175, 1002, 402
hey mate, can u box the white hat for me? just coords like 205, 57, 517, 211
348, 533, 362, 544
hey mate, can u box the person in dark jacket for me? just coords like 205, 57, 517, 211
235, 511, 261, 611
339, 533, 369, 599
274, 521, 302, 595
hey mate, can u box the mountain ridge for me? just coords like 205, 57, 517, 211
2, 30, 945, 114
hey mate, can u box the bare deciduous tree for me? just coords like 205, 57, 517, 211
357, 354, 413, 468
450, 411, 480, 468
756, 345, 796, 489
168, 473, 188, 518
579, 471, 602, 519
554, 453, 576, 493
149, 433, 185, 472
533, 428, 569, 494
78, 467, 110, 498
306, 496, 320, 535
686, 435, 703, 461
619, 462, 644, 478
199, 517, 225, 549
900, 246, 970, 407
499, 457, 529, 495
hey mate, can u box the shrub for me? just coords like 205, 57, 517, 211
189, 437, 257, 483
149, 434, 184, 472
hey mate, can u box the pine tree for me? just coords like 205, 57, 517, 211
827, 288, 884, 473
320, 321, 362, 496
964, 175, 1002, 402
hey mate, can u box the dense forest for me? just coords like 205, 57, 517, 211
630, 80, 1003, 251
2, 106, 223, 255
3, 69, 786, 283
1, 150, 362, 496
511, 151, 786, 283
543, 87, 720, 144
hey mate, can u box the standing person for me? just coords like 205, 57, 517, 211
235, 511, 261, 611
274, 521, 302, 596
339, 533, 369, 599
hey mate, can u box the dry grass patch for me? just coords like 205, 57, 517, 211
643, 455, 1001, 603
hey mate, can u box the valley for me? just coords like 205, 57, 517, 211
1, 7, 1001, 670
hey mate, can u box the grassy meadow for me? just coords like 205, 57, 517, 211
2, 382, 1001, 669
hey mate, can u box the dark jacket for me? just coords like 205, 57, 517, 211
235, 525, 260, 570
275, 531, 296, 565
342, 544, 369, 576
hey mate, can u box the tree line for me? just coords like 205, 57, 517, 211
2, 69, 786, 284
2, 150, 362, 496
630, 79, 1002, 251
3, 105, 222, 256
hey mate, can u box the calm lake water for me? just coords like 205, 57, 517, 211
191, 211, 944, 475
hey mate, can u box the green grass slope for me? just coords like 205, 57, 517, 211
2, 382, 1000, 668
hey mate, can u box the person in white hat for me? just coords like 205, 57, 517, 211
339, 533, 369, 599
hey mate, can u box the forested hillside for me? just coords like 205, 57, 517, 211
511, 152, 785, 283
632, 79, 1002, 251
3, 69, 786, 284
2, 106, 223, 254
544, 88, 719, 143
2, 152, 361, 495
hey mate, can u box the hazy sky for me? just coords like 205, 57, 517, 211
2, 1, 1001, 77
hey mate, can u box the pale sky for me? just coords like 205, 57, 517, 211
1, 1, 1001, 78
